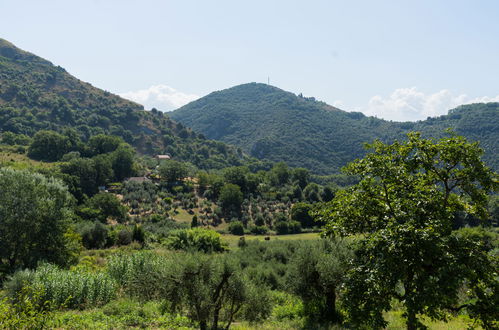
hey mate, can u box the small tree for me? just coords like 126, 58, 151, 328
290, 202, 314, 228
159, 160, 188, 185
288, 239, 353, 322
86, 192, 128, 223
191, 215, 199, 228
164, 254, 250, 330
218, 184, 243, 216
316, 132, 498, 329
228, 221, 245, 236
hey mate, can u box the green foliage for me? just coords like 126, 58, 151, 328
269, 291, 305, 322
0, 168, 75, 276
77, 221, 109, 249
85, 192, 128, 223
5, 264, 117, 309
132, 224, 145, 244
228, 221, 245, 235
234, 240, 302, 290
159, 159, 188, 184
288, 238, 353, 322
47, 299, 193, 329
171, 83, 499, 174
218, 183, 244, 216
0, 285, 53, 329
110, 144, 136, 181
250, 225, 268, 235
107, 252, 175, 300
167, 228, 228, 253
290, 202, 314, 228
316, 132, 498, 329
275, 220, 302, 235
161, 253, 255, 330
87, 134, 123, 156
0, 38, 248, 171
0, 131, 32, 145
28, 130, 71, 161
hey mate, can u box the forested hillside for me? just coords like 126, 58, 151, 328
0, 38, 246, 170
171, 83, 499, 174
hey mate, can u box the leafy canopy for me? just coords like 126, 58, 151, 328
0, 168, 77, 276
316, 132, 498, 329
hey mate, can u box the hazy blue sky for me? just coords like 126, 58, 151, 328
1, 0, 499, 120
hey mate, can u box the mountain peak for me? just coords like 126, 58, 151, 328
171, 84, 499, 174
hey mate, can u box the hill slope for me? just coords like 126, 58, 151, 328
0, 38, 245, 169
171, 83, 499, 174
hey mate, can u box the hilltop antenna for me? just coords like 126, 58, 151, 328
268, 77, 270, 85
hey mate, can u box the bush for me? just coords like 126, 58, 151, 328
288, 221, 302, 234
0, 286, 53, 329
117, 229, 133, 246
167, 228, 228, 253
275, 221, 289, 235
229, 221, 245, 235
77, 221, 108, 249
250, 225, 268, 235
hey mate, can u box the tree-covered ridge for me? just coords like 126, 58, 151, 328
171, 82, 499, 174
0, 38, 246, 170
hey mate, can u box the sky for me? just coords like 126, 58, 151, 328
1, 0, 499, 121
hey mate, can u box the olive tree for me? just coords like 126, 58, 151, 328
0, 168, 77, 276
288, 238, 353, 322
316, 132, 498, 329
164, 253, 252, 330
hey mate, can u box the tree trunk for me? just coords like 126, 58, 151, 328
406, 308, 418, 330
325, 286, 338, 322
200, 320, 207, 330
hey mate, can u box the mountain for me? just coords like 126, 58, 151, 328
171, 83, 499, 174
0, 39, 246, 169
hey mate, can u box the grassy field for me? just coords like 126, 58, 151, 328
0, 147, 55, 170
223, 232, 320, 247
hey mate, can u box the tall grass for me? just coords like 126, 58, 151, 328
107, 252, 179, 300
5, 264, 117, 309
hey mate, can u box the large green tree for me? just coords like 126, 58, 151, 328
316, 132, 498, 329
159, 160, 188, 185
28, 130, 71, 161
0, 168, 77, 275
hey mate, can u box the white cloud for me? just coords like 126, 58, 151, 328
119, 85, 199, 111
360, 87, 499, 122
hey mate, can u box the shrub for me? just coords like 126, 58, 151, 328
167, 228, 228, 253
77, 221, 109, 249
117, 229, 133, 246
288, 221, 302, 234
275, 221, 289, 235
229, 221, 245, 235
132, 225, 145, 245
250, 225, 268, 235
0, 286, 53, 329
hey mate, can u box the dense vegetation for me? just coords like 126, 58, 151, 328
0, 38, 250, 170
0, 39, 498, 329
171, 83, 499, 174
1, 131, 497, 329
